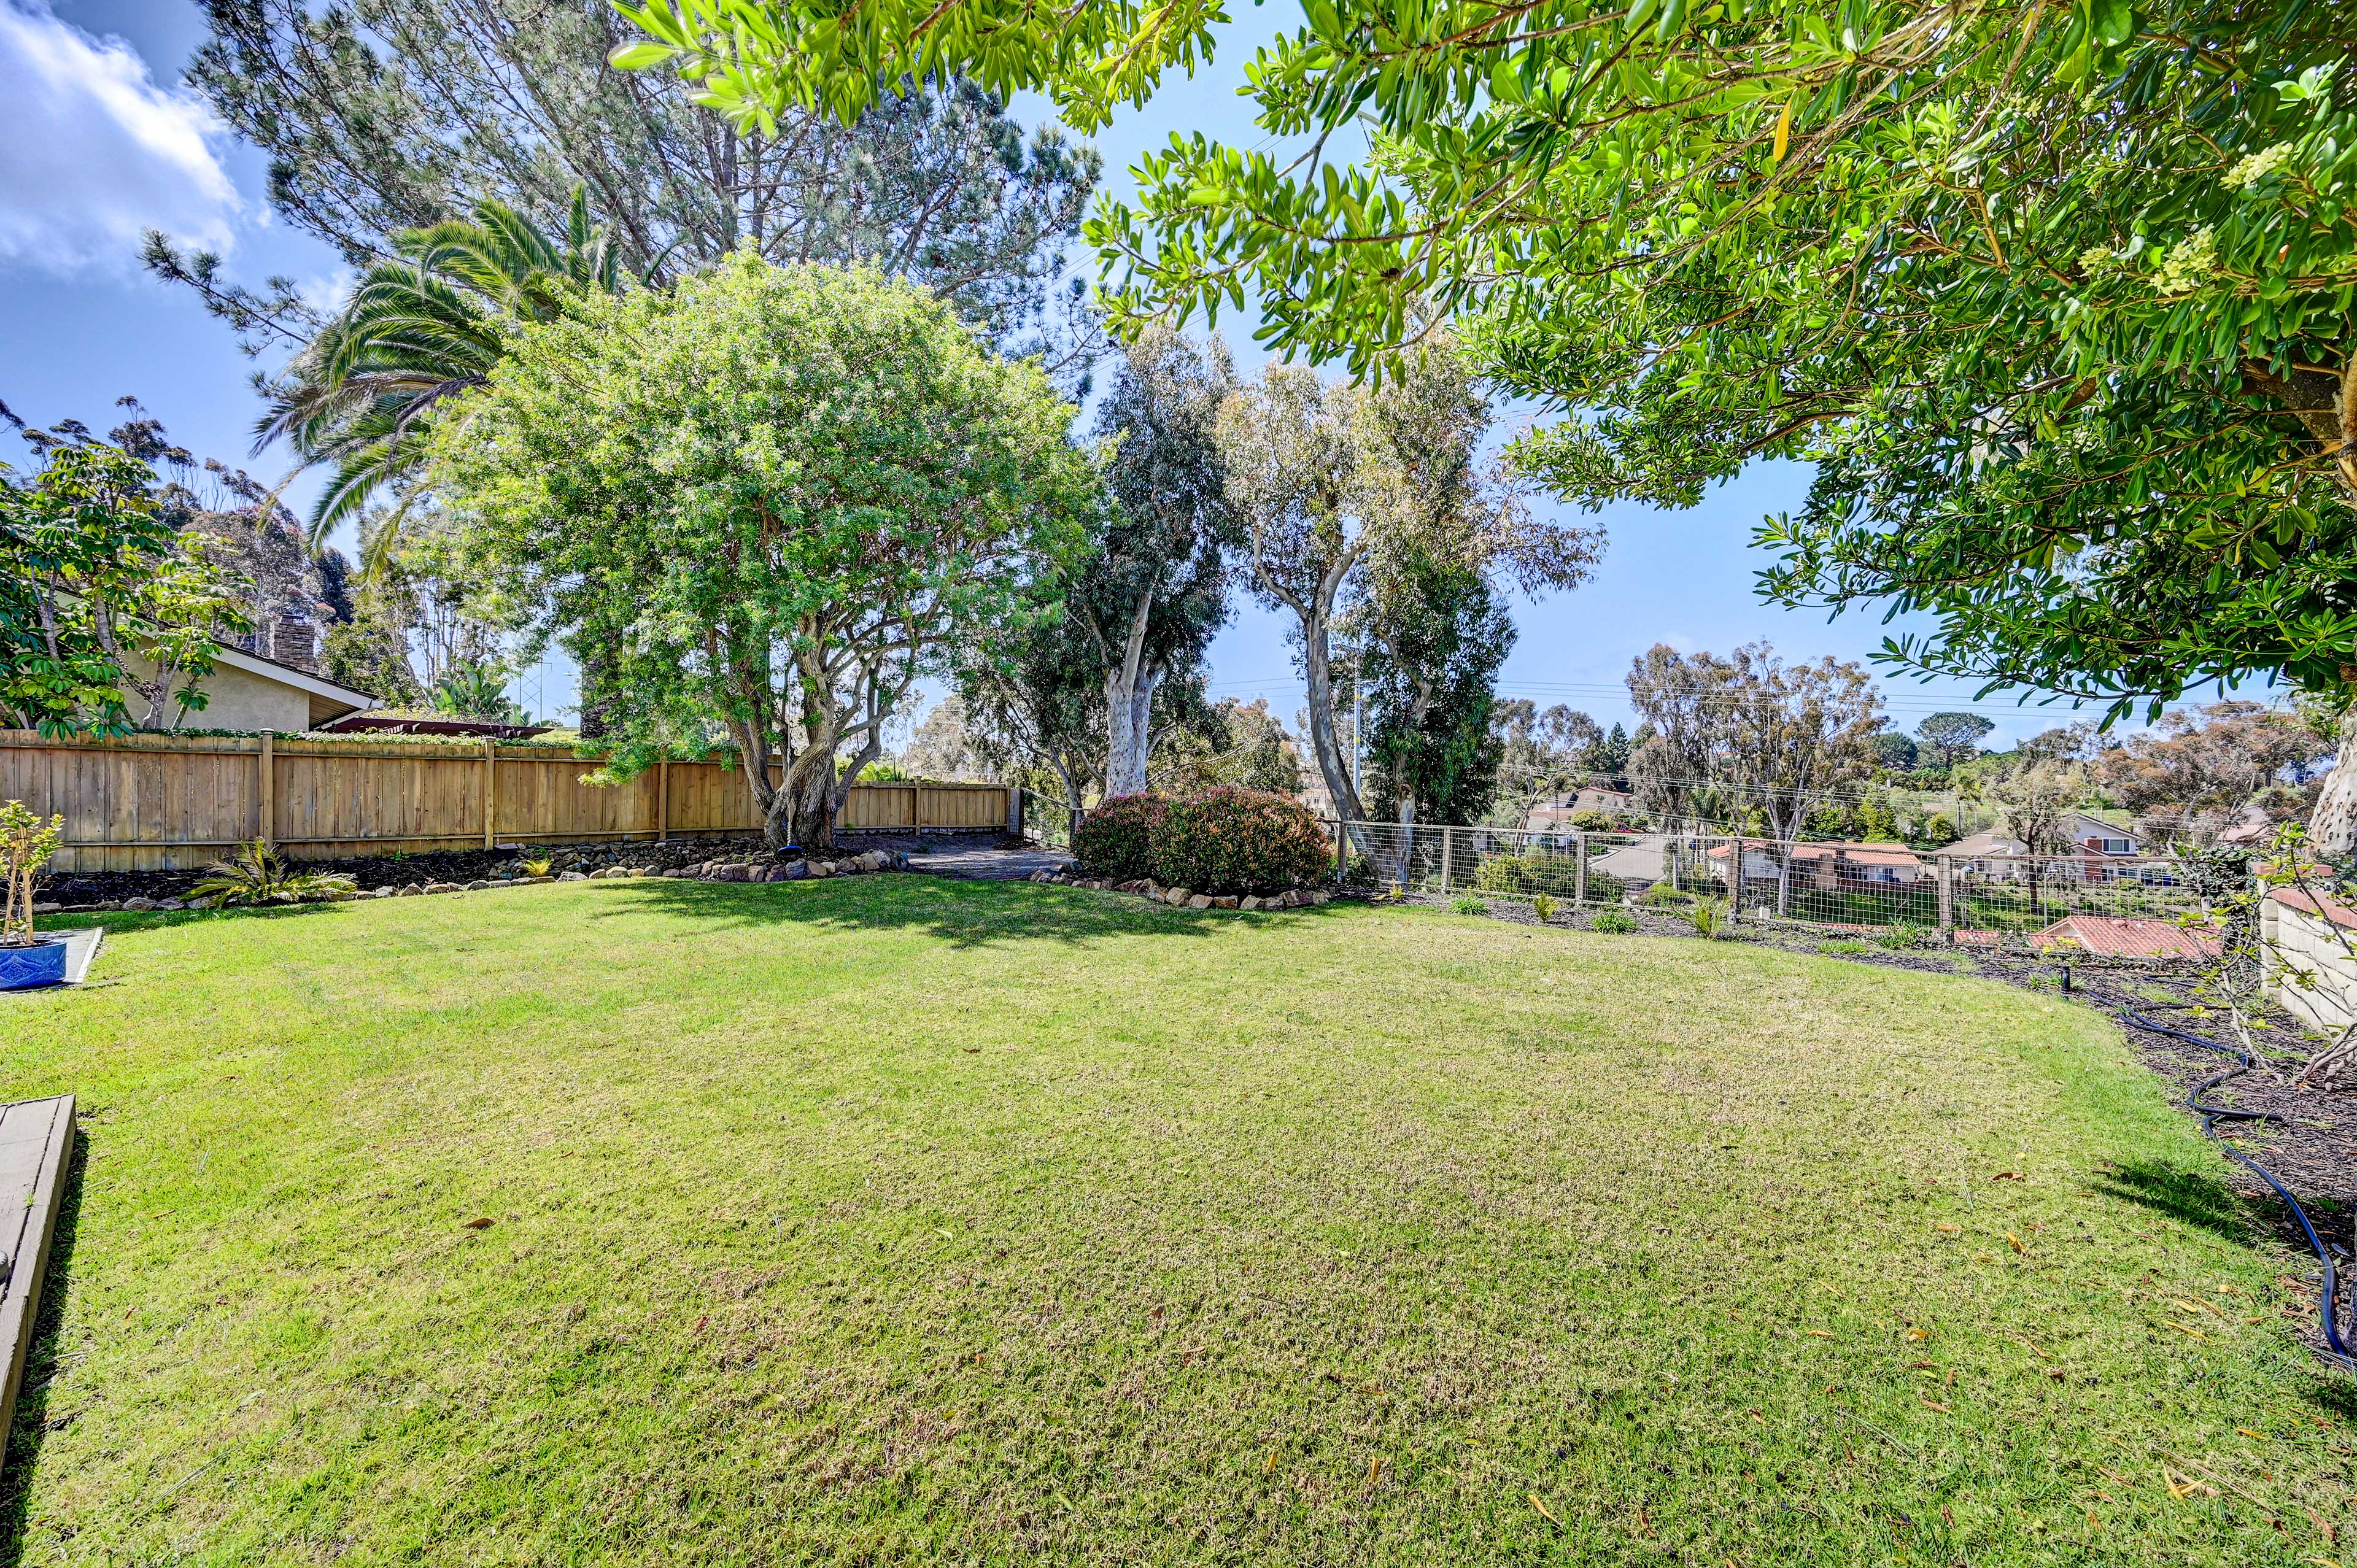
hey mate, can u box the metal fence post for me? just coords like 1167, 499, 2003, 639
1573, 830, 1588, 905
1441, 825, 1454, 894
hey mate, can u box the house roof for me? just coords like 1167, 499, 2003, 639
209, 643, 377, 727
322, 714, 552, 739
2030, 914, 2221, 959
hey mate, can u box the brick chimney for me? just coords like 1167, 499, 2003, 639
268, 616, 319, 671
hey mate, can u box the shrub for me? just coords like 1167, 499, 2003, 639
1638, 882, 1693, 907
1450, 894, 1487, 915
1072, 794, 1165, 881
1568, 810, 1614, 832
1687, 896, 1730, 940
1590, 908, 1638, 934
1474, 848, 1574, 895
1531, 892, 1558, 923
1151, 789, 1330, 895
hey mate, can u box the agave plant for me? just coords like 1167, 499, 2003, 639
519, 856, 554, 878
188, 841, 357, 907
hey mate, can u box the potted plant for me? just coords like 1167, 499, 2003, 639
0, 800, 69, 990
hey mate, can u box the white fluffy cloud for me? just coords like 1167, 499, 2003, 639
0, 0, 241, 272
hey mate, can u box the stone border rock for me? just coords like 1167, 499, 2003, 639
1023, 867, 1332, 913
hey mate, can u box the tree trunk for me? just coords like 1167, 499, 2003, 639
2310, 698, 2357, 859
1103, 594, 1158, 798
576, 644, 614, 742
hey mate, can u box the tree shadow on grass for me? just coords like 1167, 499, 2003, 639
582, 872, 1342, 951
0, 1126, 86, 1567
2089, 1157, 2259, 1246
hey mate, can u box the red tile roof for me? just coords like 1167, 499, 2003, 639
2029, 915, 2220, 959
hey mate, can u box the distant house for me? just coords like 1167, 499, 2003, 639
1705, 840, 1927, 889
1523, 784, 1636, 831
126, 625, 377, 733
1937, 813, 2145, 881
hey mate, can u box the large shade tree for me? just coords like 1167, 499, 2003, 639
161, 0, 1101, 362
608, 0, 2357, 843
428, 258, 1096, 848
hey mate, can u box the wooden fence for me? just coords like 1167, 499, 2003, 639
0, 731, 1014, 871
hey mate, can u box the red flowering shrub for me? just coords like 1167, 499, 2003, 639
1072, 793, 1164, 881
1150, 788, 1331, 894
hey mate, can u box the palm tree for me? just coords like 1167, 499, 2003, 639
259, 186, 628, 570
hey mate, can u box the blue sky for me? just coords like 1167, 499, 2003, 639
0, 0, 2211, 746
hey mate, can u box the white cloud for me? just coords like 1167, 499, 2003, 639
0, 0, 241, 272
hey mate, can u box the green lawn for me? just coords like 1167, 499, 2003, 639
3, 877, 2347, 1564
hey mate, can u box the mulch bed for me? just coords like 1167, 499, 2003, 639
37, 830, 1020, 908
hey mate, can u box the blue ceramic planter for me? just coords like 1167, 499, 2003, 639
0, 937, 69, 991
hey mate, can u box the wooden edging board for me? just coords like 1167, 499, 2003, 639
0, 1095, 74, 1462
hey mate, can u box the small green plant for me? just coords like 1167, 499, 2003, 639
1450, 894, 1486, 916
1590, 908, 1638, 934
1876, 919, 1937, 950
188, 840, 357, 907
520, 856, 554, 878
1686, 896, 1730, 940
1819, 938, 1874, 955
1638, 882, 1694, 908
1531, 892, 1558, 923
1, 800, 65, 946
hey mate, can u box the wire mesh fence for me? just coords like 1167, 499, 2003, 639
1326, 820, 2211, 949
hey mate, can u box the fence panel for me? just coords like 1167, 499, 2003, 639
1, 731, 1010, 869
1309, 816, 2210, 952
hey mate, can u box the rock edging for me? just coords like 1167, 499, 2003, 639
1022, 868, 1332, 912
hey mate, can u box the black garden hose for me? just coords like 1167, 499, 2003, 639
2111, 998, 2351, 1369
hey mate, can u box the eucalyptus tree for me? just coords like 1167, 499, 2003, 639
1078, 328, 1238, 797
1215, 341, 1597, 827
429, 258, 1096, 849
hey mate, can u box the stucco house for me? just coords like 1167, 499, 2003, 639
1935, 814, 2146, 881
127, 620, 377, 733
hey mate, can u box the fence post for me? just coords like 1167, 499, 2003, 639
483, 738, 498, 849
1441, 825, 1455, 894
1937, 855, 1955, 937
1333, 819, 1347, 886
1007, 787, 1023, 840
257, 731, 274, 850
657, 759, 670, 842
1574, 830, 1588, 905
